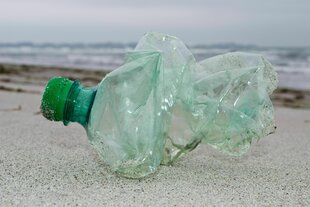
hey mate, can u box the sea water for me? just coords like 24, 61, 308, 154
0, 43, 309, 90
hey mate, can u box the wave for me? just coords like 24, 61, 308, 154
0, 42, 309, 75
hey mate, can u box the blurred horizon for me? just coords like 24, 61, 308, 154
0, 0, 310, 47
0, 41, 310, 49
1, 0, 310, 91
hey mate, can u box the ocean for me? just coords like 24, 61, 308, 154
0, 43, 309, 90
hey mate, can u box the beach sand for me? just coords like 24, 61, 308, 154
0, 64, 310, 206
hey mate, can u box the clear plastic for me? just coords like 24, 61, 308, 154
85, 32, 278, 178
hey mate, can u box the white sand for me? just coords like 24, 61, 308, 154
0, 90, 309, 206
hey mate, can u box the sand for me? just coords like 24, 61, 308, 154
0, 64, 310, 206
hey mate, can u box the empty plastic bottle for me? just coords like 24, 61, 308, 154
41, 32, 278, 178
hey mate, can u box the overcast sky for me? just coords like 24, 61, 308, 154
0, 0, 309, 46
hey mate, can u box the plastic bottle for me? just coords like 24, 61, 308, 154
41, 32, 278, 178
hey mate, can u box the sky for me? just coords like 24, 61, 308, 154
0, 0, 309, 46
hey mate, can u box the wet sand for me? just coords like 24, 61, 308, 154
0, 63, 310, 206
1, 63, 310, 109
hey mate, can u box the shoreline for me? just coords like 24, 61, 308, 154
1, 62, 310, 109
0, 63, 309, 205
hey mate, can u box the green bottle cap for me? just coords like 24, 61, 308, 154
41, 77, 74, 122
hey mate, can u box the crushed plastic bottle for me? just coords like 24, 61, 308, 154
41, 32, 278, 178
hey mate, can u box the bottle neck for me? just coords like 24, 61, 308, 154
63, 81, 97, 126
